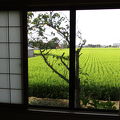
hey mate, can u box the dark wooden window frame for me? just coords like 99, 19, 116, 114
25, 7, 120, 118
0, 1, 119, 120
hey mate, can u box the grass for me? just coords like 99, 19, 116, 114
28, 48, 120, 101
28, 49, 69, 99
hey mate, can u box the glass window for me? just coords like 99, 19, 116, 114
28, 11, 70, 107
76, 9, 120, 110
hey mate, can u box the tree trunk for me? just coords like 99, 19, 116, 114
75, 51, 80, 108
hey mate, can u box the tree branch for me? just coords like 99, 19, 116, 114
42, 53, 69, 61
46, 23, 70, 44
40, 49, 69, 83
44, 49, 52, 55
60, 53, 69, 71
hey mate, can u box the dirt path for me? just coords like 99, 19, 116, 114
29, 97, 119, 110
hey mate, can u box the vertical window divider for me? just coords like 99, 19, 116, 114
69, 9, 76, 109
22, 10, 28, 107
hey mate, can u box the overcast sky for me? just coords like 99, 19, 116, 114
76, 9, 120, 45
32, 9, 120, 45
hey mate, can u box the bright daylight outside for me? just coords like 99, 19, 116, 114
28, 11, 69, 107
28, 10, 120, 110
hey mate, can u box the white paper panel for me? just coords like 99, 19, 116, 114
0, 11, 8, 26
0, 59, 9, 73
11, 90, 22, 104
0, 74, 9, 88
0, 11, 22, 104
0, 28, 8, 42
9, 27, 20, 42
0, 89, 10, 103
0, 44, 8, 58
10, 44, 21, 58
9, 11, 20, 26
10, 59, 21, 73
10, 75, 22, 89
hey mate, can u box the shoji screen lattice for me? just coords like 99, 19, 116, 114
0, 11, 23, 104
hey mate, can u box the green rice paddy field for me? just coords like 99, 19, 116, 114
28, 48, 120, 100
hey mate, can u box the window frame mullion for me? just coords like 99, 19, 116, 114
21, 10, 28, 107
69, 9, 76, 109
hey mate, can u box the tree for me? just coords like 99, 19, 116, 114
27, 12, 34, 40
62, 40, 69, 48
47, 37, 60, 49
28, 11, 86, 108
29, 40, 44, 49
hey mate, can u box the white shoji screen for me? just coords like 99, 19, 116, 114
0, 11, 23, 104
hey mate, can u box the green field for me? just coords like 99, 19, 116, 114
28, 48, 120, 101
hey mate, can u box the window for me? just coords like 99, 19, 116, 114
0, 2, 119, 120
28, 11, 70, 107
76, 9, 120, 110
27, 9, 120, 112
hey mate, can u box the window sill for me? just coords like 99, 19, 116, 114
28, 107, 120, 118
0, 105, 119, 120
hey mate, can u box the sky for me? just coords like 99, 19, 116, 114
31, 9, 120, 46
76, 9, 120, 45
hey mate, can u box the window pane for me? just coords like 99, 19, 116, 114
28, 11, 70, 107
76, 9, 120, 110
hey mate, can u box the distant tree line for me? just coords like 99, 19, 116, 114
85, 44, 101, 48
85, 44, 119, 48
29, 38, 69, 49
